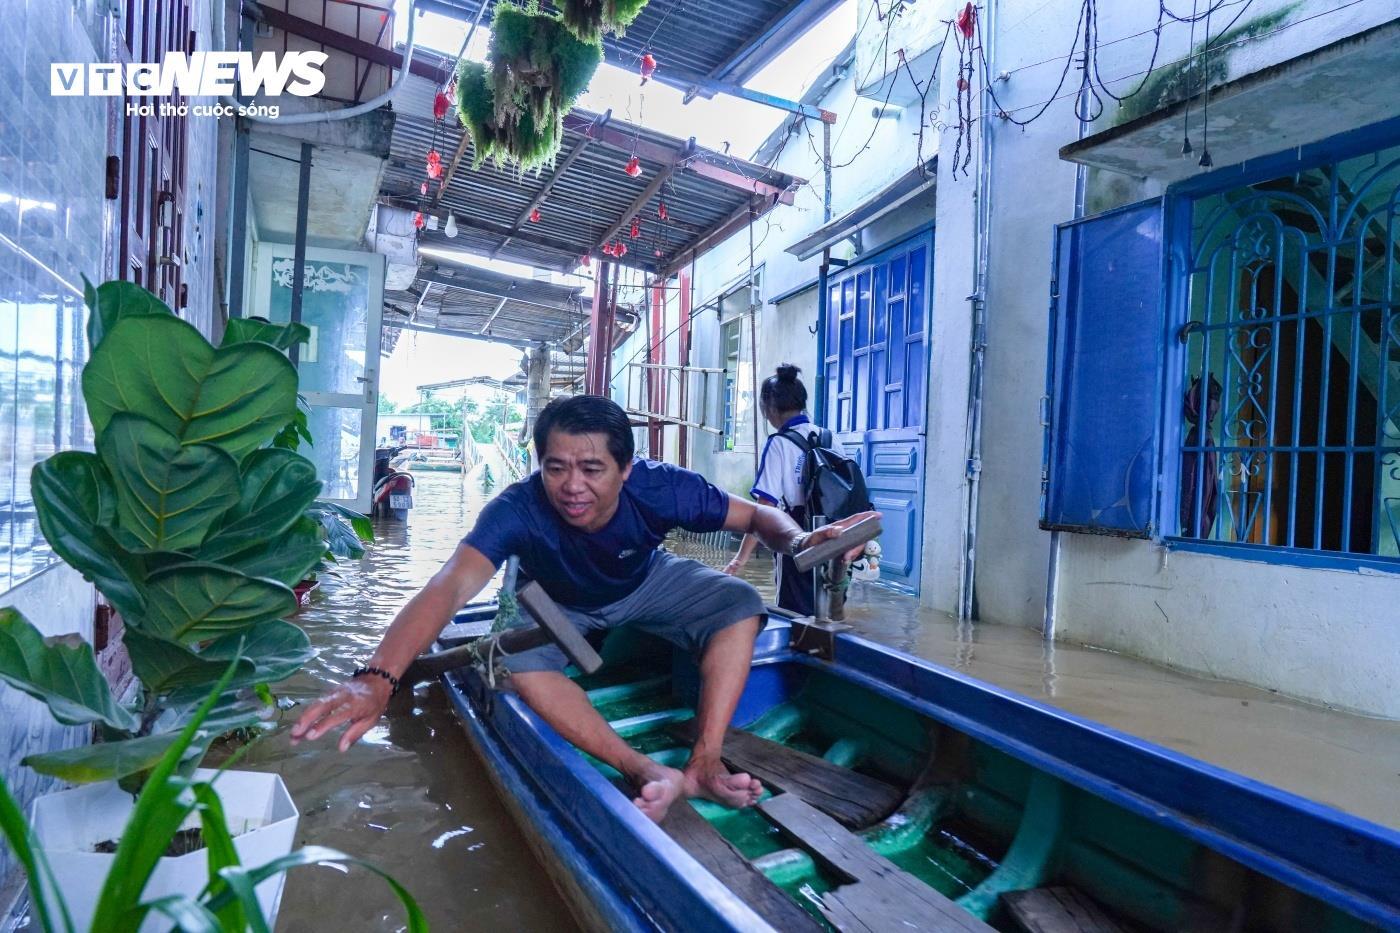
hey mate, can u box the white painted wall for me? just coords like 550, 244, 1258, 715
903, 0, 1400, 714
622, 0, 1400, 715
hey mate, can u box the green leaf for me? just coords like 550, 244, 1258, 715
308, 502, 370, 559
140, 894, 220, 933
123, 627, 257, 696
31, 452, 147, 619
217, 515, 326, 587
203, 847, 428, 933
202, 449, 322, 561
0, 767, 76, 933
83, 315, 299, 459
141, 563, 297, 644
329, 503, 374, 543
22, 731, 204, 784
0, 608, 138, 732
221, 317, 311, 351
91, 655, 243, 932
199, 619, 313, 685
99, 415, 242, 552
191, 782, 247, 933
160, 621, 312, 706
85, 279, 172, 350
150, 687, 269, 741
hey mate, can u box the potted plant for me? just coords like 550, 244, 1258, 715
455, 3, 603, 169
0, 281, 327, 927
1, 660, 426, 933
558, 0, 650, 43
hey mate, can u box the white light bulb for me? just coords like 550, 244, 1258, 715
444, 212, 458, 238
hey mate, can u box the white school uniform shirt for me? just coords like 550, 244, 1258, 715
751, 414, 813, 512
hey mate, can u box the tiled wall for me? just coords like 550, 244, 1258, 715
0, 0, 109, 591
0, 0, 111, 911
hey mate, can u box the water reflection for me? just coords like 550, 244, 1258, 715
670, 535, 1400, 831
239, 465, 576, 932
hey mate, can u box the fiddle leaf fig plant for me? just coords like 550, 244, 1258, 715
0, 282, 323, 785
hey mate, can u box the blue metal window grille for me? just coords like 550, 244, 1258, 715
1179, 142, 1400, 558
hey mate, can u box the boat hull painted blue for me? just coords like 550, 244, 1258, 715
439, 621, 1400, 931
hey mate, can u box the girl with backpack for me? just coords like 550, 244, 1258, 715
723, 364, 824, 616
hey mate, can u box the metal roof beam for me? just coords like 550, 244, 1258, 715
417, 262, 581, 307
385, 319, 538, 349
411, 215, 584, 271
657, 196, 764, 281
560, 113, 796, 205
704, 0, 845, 86
248, 3, 451, 84
683, 78, 836, 123
593, 159, 681, 255
490, 118, 607, 259
480, 296, 509, 334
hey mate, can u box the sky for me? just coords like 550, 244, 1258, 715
382, 1, 856, 404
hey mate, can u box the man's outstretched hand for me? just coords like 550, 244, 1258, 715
290, 676, 393, 752
803, 510, 882, 564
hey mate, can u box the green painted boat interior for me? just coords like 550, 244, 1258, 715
566, 649, 1375, 933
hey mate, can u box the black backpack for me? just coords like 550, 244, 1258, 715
780, 427, 871, 523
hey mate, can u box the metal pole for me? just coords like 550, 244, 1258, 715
288, 141, 313, 367
225, 11, 255, 318
586, 261, 612, 395
959, 0, 997, 622
822, 120, 833, 222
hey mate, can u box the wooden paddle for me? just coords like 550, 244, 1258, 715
402, 580, 604, 684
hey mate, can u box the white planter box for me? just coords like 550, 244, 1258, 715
30, 769, 299, 932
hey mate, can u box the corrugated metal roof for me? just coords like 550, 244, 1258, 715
379, 27, 807, 350
384, 52, 800, 272
416, 0, 841, 89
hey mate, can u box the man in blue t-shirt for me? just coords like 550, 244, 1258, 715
294, 395, 874, 823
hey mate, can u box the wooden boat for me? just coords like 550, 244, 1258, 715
433, 607, 1399, 932
392, 448, 464, 473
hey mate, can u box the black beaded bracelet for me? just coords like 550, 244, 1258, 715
352, 665, 401, 696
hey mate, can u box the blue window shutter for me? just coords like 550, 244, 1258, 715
1042, 198, 1166, 538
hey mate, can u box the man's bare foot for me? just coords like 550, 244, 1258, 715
629, 761, 687, 823
683, 755, 763, 809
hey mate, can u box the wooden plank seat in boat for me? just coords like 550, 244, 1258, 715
759, 793, 997, 933
1001, 888, 1127, 933
659, 800, 824, 933
668, 721, 903, 829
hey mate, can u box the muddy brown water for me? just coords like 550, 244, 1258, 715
247, 461, 1397, 931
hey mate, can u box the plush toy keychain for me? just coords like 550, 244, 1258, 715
849, 539, 881, 586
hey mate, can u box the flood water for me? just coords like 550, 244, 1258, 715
247, 457, 1398, 931
244, 462, 577, 932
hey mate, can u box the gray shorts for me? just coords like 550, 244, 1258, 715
501, 551, 766, 675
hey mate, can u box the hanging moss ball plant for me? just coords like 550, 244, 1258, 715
559, 0, 650, 44
453, 4, 602, 171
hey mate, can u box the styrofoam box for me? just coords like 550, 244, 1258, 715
30, 768, 299, 932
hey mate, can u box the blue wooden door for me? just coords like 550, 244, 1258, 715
823, 233, 931, 592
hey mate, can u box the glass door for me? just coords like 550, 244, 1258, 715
251, 243, 384, 513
